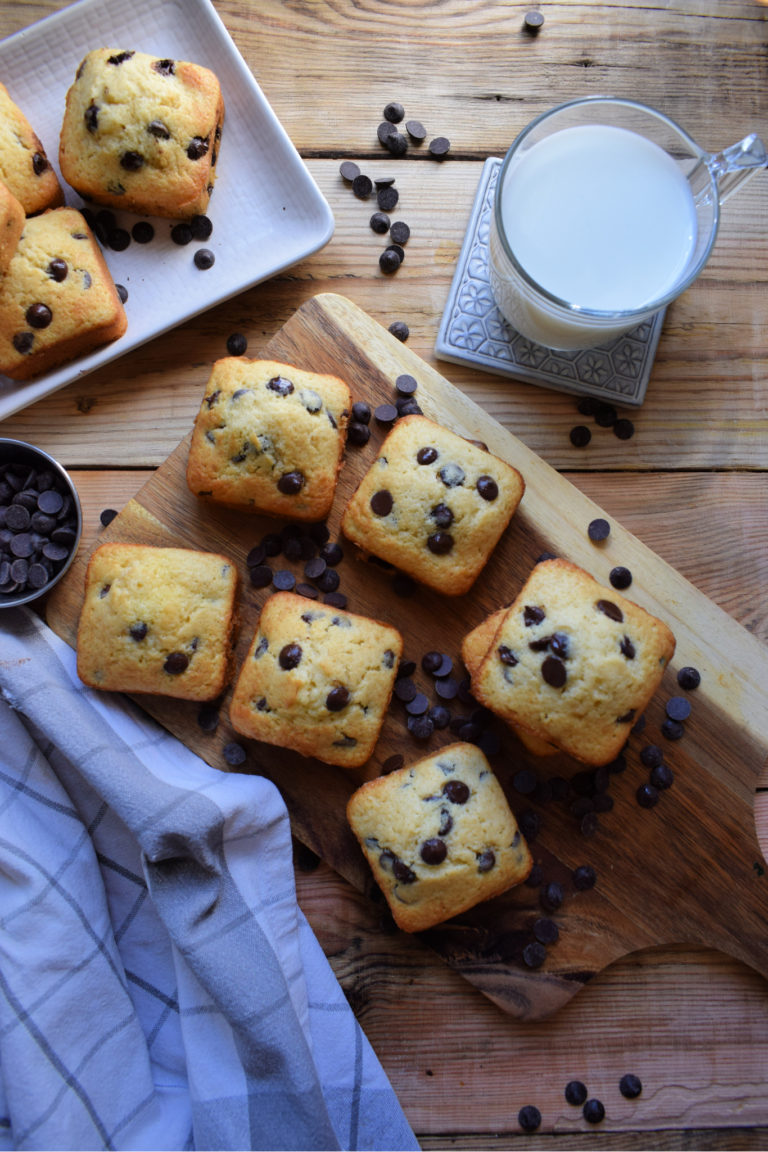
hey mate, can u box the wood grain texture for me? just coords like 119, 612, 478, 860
46, 293, 768, 1022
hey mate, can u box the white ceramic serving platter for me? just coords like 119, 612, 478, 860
0, 0, 335, 421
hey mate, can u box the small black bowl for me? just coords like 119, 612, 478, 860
0, 438, 83, 609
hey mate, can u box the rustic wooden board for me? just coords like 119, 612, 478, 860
47, 292, 768, 1021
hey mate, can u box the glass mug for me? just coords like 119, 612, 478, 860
488, 96, 767, 351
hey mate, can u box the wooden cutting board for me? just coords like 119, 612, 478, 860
47, 293, 768, 1021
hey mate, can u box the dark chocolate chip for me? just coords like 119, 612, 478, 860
533, 917, 559, 945
677, 666, 701, 690
570, 424, 592, 448
513, 768, 538, 795
375, 403, 398, 424
666, 695, 691, 722
163, 651, 189, 674
565, 1080, 588, 1106
279, 642, 302, 670
405, 119, 427, 141
613, 418, 635, 440
392, 858, 417, 883
383, 101, 405, 123
120, 150, 144, 171
476, 475, 498, 501
194, 248, 215, 270
518, 1105, 542, 1132
171, 222, 193, 245
661, 718, 685, 741
650, 762, 674, 790
347, 421, 371, 446
588, 517, 610, 542
278, 471, 305, 495
385, 131, 408, 157
522, 942, 547, 970
326, 685, 350, 711
428, 136, 451, 158
226, 332, 247, 356
129, 621, 148, 641
407, 714, 434, 740
540, 881, 563, 911
47, 258, 68, 281
377, 186, 399, 212
187, 136, 209, 160
147, 119, 170, 139
594, 403, 618, 428
370, 211, 390, 234
388, 320, 409, 342
26, 303, 52, 329
619, 1074, 642, 1100
620, 635, 636, 659
222, 741, 247, 766
420, 838, 447, 865
609, 566, 633, 590
596, 599, 623, 622
636, 782, 659, 808
190, 215, 213, 241
353, 173, 374, 199
583, 1099, 605, 1125
438, 463, 465, 487
427, 532, 454, 555
389, 221, 410, 245
498, 645, 518, 667
523, 9, 545, 32
442, 780, 470, 805
405, 692, 430, 716
370, 489, 393, 516
379, 248, 401, 273
541, 655, 566, 688
382, 753, 405, 775
339, 160, 361, 182
640, 744, 664, 768
524, 605, 546, 626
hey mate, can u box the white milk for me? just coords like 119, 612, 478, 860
490, 123, 698, 347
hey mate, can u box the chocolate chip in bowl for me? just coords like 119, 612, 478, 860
0, 439, 82, 609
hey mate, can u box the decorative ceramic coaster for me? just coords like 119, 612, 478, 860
435, 158, 665, 408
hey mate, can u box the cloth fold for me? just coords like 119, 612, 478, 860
0, 607, 418, 1152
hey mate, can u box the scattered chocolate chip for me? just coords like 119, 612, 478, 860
379, 247, 402, 273
522, 941, 547, 969
406, 119, 427, 141
115, 283, 128, 303
609, 565, 632, 590
540, 881, 563, 911
375, 403, 399, 424
383, 101, 405, 123
619, 1074, 642, 1100
571, 426, 594, 446
636, 782, 659, 808
388, 320, 409, 342
666, 695, 691, 722
405, 692, 430, 716
385, 131, 408, 157
429, 136, 451, 158
370, 210, 390, 234
583, 1099, 605, 1125
594, 403, 617, 428
194, 248, 215, 270
340, 160, 361, 182
613, 418, 635, 440
523, 10, 545, 32
353, 173, 374, 199
677, 666, 701, 690
519, 810, 540, 841
347, 421, 371, 446
429, 705, 451, 730
518, 1104, 542, 1132
226, 332, 247, 356
533, 917, 559, 945
99, 508, 118, 527
170, 222, 193, 245
661, 718, 685, 741
377, 186, 399, 212
389, 221, 410, 245
588, 517, 610, 542
382, 753, 405, 775
650, 762, 674, 790
222, 741, 247, 766
640, 744, 664, 768
190, 214, 213, 241
565, 1080, 588, 1106
407, 714, 434, 740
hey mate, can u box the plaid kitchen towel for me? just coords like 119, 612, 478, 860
0, 607, 418, 1152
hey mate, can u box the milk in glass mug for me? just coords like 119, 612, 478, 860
488, 96, 767, 351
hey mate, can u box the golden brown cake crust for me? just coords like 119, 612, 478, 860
229, 591, 403, 768
341, 414, 524, 596
186, 358, 351, 521
0, 81, 64, 215
0, 207, 127, 381
470, 558, 676, 766
76, 542, 239, 702
347, 742, 533, 933
0, 182, 25, 279
59, 48, 224, 218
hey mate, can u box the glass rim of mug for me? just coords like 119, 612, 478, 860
493, 94, 719, 321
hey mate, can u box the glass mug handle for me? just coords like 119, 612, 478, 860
707, 133, 767, 203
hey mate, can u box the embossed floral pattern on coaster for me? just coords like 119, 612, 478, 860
435, 159, 665, 408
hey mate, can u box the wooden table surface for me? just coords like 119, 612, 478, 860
1, 0, 767, 1147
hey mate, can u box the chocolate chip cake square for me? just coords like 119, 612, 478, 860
347, 741, 533, 933
186, 358, 351, 522
229, 591, 403, 768
0, 80, 64, 215
340, 414, 524, 596
59, 48, 224, 219
77, 542, 239, 702
0, 207, 127, 381
469, 558, 676, 766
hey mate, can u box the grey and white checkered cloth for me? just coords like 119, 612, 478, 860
0, 607, 418, 1152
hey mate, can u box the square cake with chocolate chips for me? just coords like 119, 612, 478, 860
229, 591, 403, 768
186, 358, 351, 522
341, 414, 524, 596
347, 742, 533, 933
59, 48, 224, 218
468, 558, 676, 766
77, 542, 239, 702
